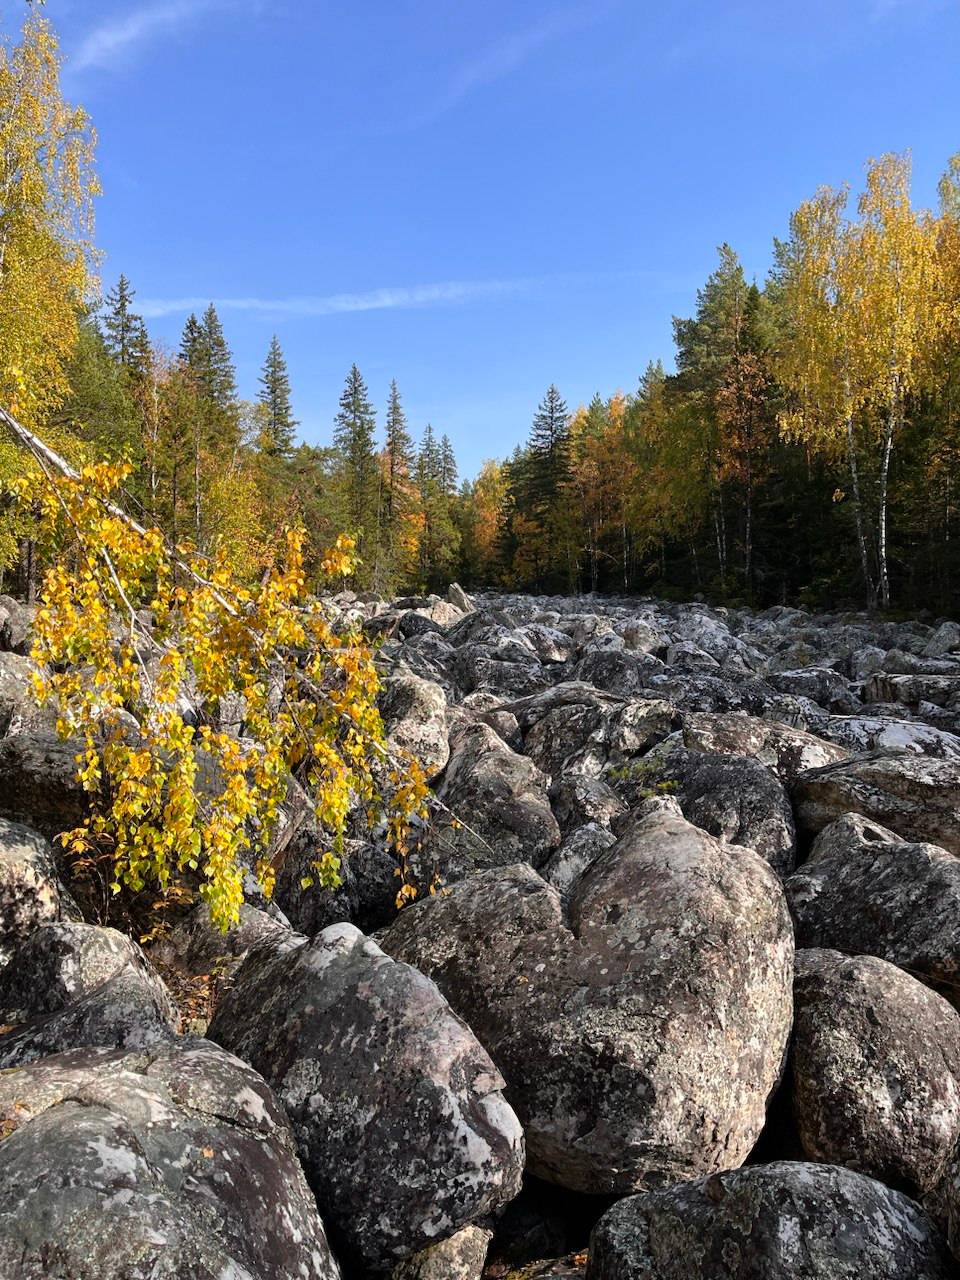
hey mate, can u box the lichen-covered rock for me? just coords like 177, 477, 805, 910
392, 1225, 491, 1279
0, 593, 34, 654
791, 752, 960, 853
208, 922, 524, 1273
587, 1162, 956, 1279
680, 711, 849, 782
380, 671, 451, 777
384, 804, 793, 1195
767, 666, 861, 713
548, 774, 627, 835
820, 715, 960, 759
541, 823, 616, 896
0, 921, 180, 1066
524, 695, 675, 780
786, 815, 960, 999
0, 652, 55, 737
0, 731, 90, 837
0, 1040, 342, 1279
791, 949, 960, 1196
0, 817, 77, 968
620, 743, 796, 875
427, 720, 560, 879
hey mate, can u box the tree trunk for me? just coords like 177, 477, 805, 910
18, 536, 36, 604
877, 379, 899, 612
845, 412, 875, 609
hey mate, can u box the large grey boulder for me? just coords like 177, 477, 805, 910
791, 949, 960, 1196
541, 823, 616, 896
786, 814, 960, 997
392, 1225, 491, 1280
680, 711, 849, 782
820, 715, 960, 760
0, 652, 55, 736
380, 671, 451, 777
0, 731, 89, 837
0, 594, 34, 654
208, 922, 524, 1273
0, 921, 180, 1066
384, 803, 793, 1195
548, 774, 627, 835
0, 817, 77, 968
427, 720, 560, 880
618, 745, 797, 876
0, 1040, 342, 1279
587, 1162, 955, 1279
524, 696, 675, 780
791, 752, 960, 854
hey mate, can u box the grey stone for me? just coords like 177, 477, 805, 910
792, 949, 960, 1196
208, 922, 524, 1273
0, 921, 180, 1066
587, 1162, 955, 1279
786, 814, 960, 999
0, 817, 77, 968
792, 752, 960, 854
0, 1039, 342, 1279
384, 805, 793, 1195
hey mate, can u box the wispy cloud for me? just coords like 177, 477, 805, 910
137, 277, 538, 320
397, 2, 620, 130
870, 0, 945, 20
70, 0, 238, 74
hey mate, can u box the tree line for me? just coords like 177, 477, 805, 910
3, 15, 960, 614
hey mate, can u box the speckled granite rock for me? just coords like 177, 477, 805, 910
587, 1162, 955, 1279
0, 920, 180, 1066
391, 1225, 491, 1279
0, 817, 77, 968
791, 949, 960, 1195
0, 1040, 342, 1279
791, 752, 960, 853
786, 814, 960, 998
384, 801, 793, 1195
208, 921, 524, 1273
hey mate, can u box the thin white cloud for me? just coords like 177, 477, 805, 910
398, 2, 620, 129
137, 277, 537, 320
70, 0, 236, 74
870, 0, 945, 19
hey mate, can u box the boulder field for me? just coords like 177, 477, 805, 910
5, 585, 960, 1276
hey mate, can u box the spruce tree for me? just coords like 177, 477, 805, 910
103, 274, 144, 369
258, 335, 298, 457
528, 384, 570, 508
333, 364, 379, 567
416, 425, 459, 588
382, 379, 415, 588
439, 433, 458, 496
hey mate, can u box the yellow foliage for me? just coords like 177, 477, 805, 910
16, 459, 429, 931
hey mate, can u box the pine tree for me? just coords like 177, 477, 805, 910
439, 433, 458, 495
176, 306, 240, 548
333, 364, 379, 573
257, 335, 298, 457
417, 425, 459, 588
102, 275, 145, 370
381, 379, 416, 589
527, 384, 570, 509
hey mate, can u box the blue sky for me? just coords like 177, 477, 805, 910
19, 0, 960, 473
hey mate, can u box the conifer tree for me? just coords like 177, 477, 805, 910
333, 363, 379, 572
417, 424, 459, 588
103, 274, 142, 369
381, 379, 416, 588
439, 433, 458, 495
527, 384, 570, 509
257, 334, 298, 457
